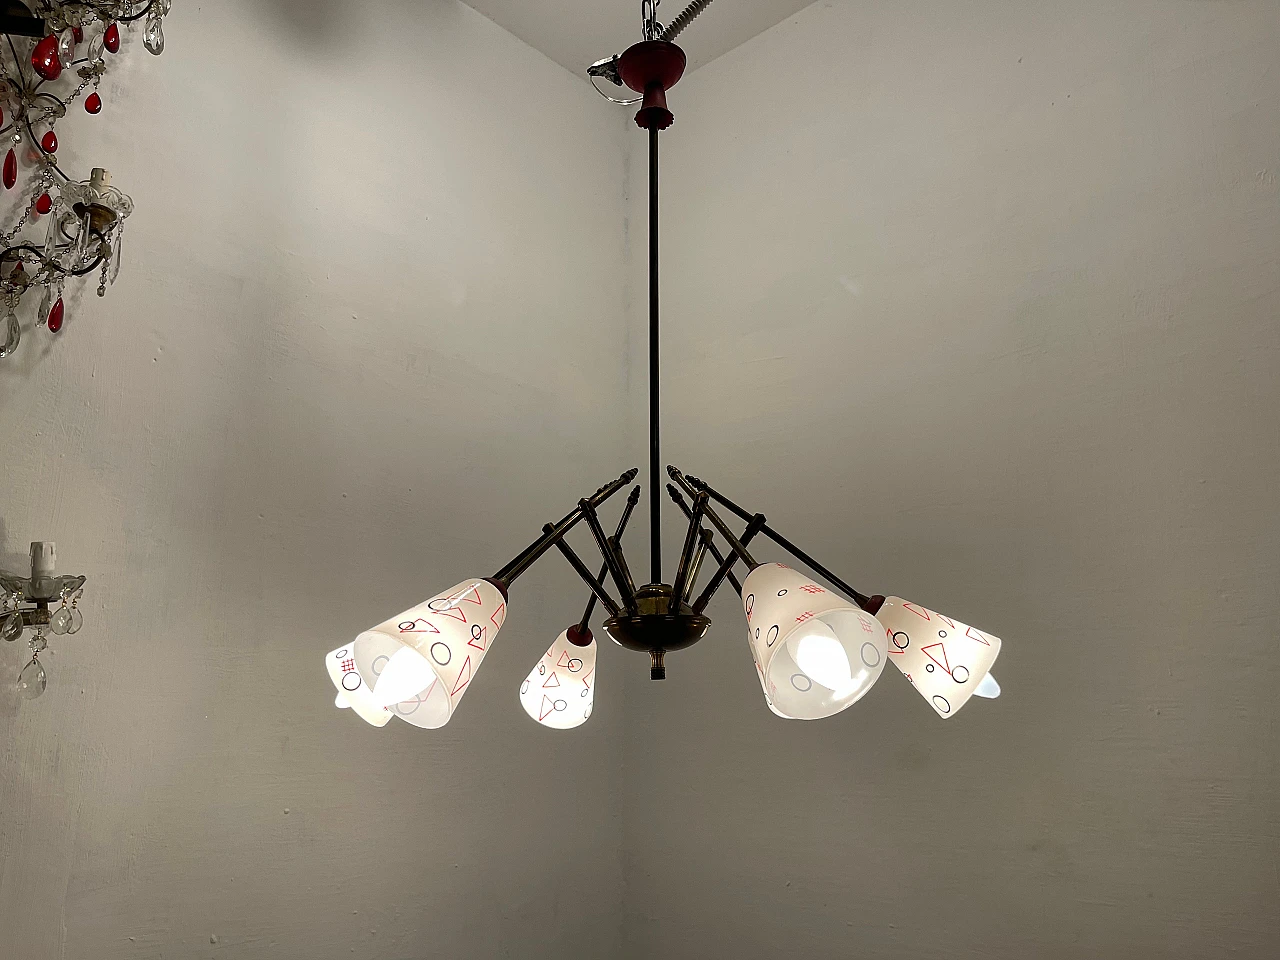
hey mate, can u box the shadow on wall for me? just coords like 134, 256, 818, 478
252, 0, 468, 51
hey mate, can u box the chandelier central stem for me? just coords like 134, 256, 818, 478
648, 124, 662, 585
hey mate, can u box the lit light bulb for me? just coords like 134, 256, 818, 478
791, 622, 857, 697
370, 646, 436, 707
975, 672, 1001, 699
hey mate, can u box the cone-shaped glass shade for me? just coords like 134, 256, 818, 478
877, 597, 1002, 719
742, 563, 887, 720
326, 578, 507, 728
519, 628, 596, 729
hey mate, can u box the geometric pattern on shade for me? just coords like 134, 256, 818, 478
741, 563, 888, 720
877, 597, 1001, 719
326, 578, 507, 729
519, 629, 596, 729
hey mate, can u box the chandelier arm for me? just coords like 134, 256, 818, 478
578, 498, 639, 611
684, 474, 878, 611
577, 484, 642, 632
490, 468, 638, 589
668, 467, 758, 568
682, 527, 713, 602
2, 242, 106, 277
543, 524, 623, 618
691, 515, 764, 614
668, 490, 707, 612
648, 124, 662, 585
665, 482, 742, 593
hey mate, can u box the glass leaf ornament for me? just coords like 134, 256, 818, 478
1, 611, 22, 641
50, 606, 72, 635
143, 17, 164, 56
17, 658, 46, 699
57, 27, 75, 71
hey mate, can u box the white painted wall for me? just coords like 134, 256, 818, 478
623, 1, 1280, 957
0, 2, 632, 957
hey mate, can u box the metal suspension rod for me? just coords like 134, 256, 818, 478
649, 125, 662, 585
580, 498, 640, 610
578, 485, 641, 633
491, 468, 638, 589
684, 473, 875, 609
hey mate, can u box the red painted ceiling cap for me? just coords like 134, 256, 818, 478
619, 40, 686, 130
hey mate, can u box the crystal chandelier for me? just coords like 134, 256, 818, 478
324, 1, 1005, 730
0, 1, 170, 359
2, 541, 87, 699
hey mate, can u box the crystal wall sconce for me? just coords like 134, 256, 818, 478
1, 540, 86, 699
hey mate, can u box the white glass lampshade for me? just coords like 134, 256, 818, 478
747, 634, 796, 719
877, 597, 1002, 719
326, 578, 508, 728
519, 628, 596, 729
742, 563, 887, 720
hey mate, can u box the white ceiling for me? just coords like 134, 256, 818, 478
462, 0, 818, 77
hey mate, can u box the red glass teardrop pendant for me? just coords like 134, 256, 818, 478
34, 192, 51, 215
40, 130, 57, 153
47, 297, 64, 333
85, 92, 102, 114
73, 26, 83, 43
104, 22, 120, 54
3, 149, 16, 190
32, 34, 62, 81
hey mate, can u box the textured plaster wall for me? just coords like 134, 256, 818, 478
621, 1, 1280, 958
0, 1, 631, 957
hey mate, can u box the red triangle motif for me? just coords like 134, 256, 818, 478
581, 668, 594, 691
542, 671, 560, 688
901, 602, 932, 621
965, 625, 991, 646
450, 656, 472, 695
490, 603, 506, 631
921, 643, 952, 676
936, 614, 956, 628
538, 695, 556, 721
446, 584, 484, 606
468, 626, 487, 651
398, 618, 440, 634
430, 603, 468, 623
557, 650, 573, 668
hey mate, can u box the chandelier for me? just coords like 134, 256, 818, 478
0, 1, 170, 359
2, 541, 87, 699
324, 1, 1005, 730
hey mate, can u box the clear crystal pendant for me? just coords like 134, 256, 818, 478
50, 605, 72, 634
143, 16, 164, 56
17, 657, 46, 699
0, 309, 19, 358
109, 220, 124, 285
1, 611, 22, 641
67, 605, 83, 634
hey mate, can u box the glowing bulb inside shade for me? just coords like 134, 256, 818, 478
370, 647, 436, 707
975, 672, 1001, 699
791, 622, 857, 697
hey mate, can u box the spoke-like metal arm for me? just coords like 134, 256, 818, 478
667, 484, 743, 595
684, 473, 875, 610
544, 524, 623, 618
668, 490, 708, 612
580, 498, 639, 610
578, 484, 641, 633
684, 528, 713, 602
667, 466, 758, 569
692, 515, 764, 614
491, 468, 638, 589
